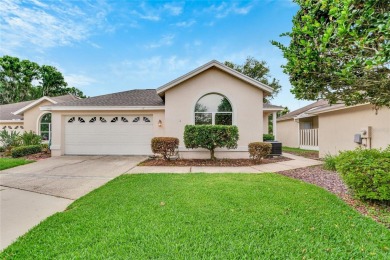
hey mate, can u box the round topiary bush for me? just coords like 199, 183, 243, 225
248, 142, 272, 163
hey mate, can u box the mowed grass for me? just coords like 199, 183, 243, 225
2, 174, 389, 259
0, 158, 34, 171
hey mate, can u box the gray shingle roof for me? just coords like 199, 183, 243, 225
0, 94, 77, 121
263, 103, 284, 109
52, 89, 165, 107
277, 100, 330, 121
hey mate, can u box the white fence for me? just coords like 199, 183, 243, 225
299, 128, 319, 150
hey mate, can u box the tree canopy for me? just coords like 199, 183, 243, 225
272, 0, 390, 108
0, 55, 85, 104
224, 57, 282, 102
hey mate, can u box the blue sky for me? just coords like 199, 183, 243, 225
0, 0, 312, 110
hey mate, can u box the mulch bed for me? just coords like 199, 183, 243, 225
278, 165, 390, 228
24, 152, 51, 160
139, 156, 291, 167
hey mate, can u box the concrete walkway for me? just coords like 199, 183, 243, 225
126, 153, 323, 174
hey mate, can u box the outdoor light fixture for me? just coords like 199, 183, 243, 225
158, 120, 163, 127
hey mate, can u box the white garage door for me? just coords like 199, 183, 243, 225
65, 115, 153, 155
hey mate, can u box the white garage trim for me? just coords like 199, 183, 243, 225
64, 115, 153, 155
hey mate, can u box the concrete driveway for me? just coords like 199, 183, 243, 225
0, 155, 146, 250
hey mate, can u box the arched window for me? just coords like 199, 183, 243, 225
194, 93, 233, 125
40, 113, 52, 142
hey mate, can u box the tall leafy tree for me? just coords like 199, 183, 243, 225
224, 57, 282, 102
0, 56, 40, 104
272, 0, 390, 108
0, 55, 85, 104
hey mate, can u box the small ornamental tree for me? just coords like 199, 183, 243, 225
184, 125, 239, 160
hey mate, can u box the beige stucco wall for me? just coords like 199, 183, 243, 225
164, 67, 264, 159
276, 119, 299, 148
23, 100, 54, 133
318, 105, 390, 157
0, 122, 24, 135
50, 110, 165, 156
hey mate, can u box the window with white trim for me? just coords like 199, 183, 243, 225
194, 94, 233, 125
40, 113, 52, 141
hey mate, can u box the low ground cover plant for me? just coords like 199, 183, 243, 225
151, 137, 179, 160
248, 142, 272, 162
334, 147, 390, 201
184, 125, 239, 160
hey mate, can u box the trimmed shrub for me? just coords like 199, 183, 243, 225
323, 154, 337, 171
335, 148, 390, 201
263, 134, 275, 141
11, 145, 42, 158
0, 146, 5, 153
20, 131, 42, 146
248, 142, 272, 162
151, 137, 179, 160
184, 125, 239, 160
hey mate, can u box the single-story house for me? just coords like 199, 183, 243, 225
1, 60, 283, 158
277, 100, 390, 157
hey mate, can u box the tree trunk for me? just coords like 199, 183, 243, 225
210, 149, 216, 160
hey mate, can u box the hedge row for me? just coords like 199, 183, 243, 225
11, 145, 42, 158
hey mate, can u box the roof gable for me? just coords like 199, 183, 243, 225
156, 60, 274, 96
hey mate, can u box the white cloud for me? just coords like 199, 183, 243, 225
64, 74, 97, 88
130, 2, 183, 22
175, 20, 196, 27
0, 0, 111, 53
204, 2, 253, 18
144, 35, 175, 49
163, 3, 183, 16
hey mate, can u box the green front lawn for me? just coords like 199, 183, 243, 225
0, 158, 34, 171
2, 174, 389, 258
283, 146, 319, 159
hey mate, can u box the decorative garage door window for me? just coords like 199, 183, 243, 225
194, 93, 233, 125
66, 116, 152, 124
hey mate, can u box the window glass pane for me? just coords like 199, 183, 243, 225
195, 113, 212, 125
215, 113, 233, 125
195, 94, 232, 112
41, 113, 51, 123
41, 124, 49, 131
41, 132, 49, 141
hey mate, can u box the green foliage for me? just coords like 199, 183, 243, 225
0, 158, 34, 170
19, 131, 42, 146
224, 57, 282, 102
11, 145, 42, 158
248, 142, 272, 162
151, 137, 179, 160
0, 146, 5, 152
263, 134, 275, 141
0, 130, 21, 149
335, 148, 390, 201
323, 154, 337, 171
272, 0, 390, 107
184, 125, 239, 160
0, 55, 85, 104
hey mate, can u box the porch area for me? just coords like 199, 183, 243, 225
299, 128, 319, 150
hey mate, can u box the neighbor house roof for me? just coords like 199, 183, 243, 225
42, 89, 165, 111
0, 95, 77, 121
277, 100, 330, 122
156, 60, 274, 96
263, 103, 284, 111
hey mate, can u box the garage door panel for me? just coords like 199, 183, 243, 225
64, 115, 153, 155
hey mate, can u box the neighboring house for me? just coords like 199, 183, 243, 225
0, 95, 78, 141
29, 60, 281, 158
277, 100, 390, 157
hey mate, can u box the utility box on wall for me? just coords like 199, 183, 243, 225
361, 126, 372, 138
